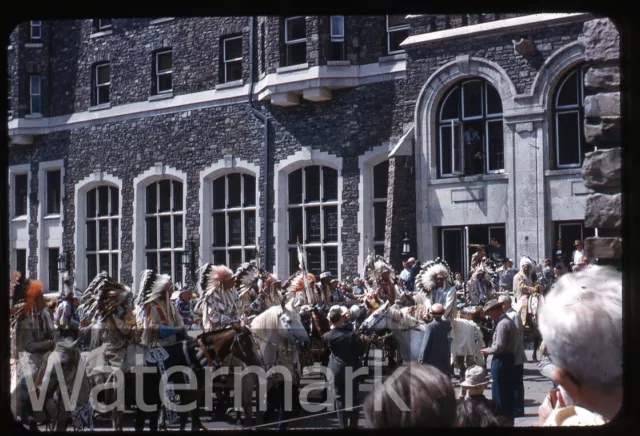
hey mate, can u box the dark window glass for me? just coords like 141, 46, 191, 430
146, 253, 158, 272
159, 252, 172, 275
173, 252, 183, 284
16, 249, 27, 276
173, 215, 183, 248
243, 174, 256, 206
172, 181, 183, 212
487, 120, 504, 171
324, 206, 338, 242
374, 245, 385, 257
245, 249, 255, 263
213, 177, 226, 210
99, 253, 109, 274
111, 253, 119, 279
87, 254, 97, 281
305, 166, 320, 202
213, 213, 226, 247
486, 84, 502, 115
49, 248, 59, 291
306, 207, 321, 243
374, 203, 387, 241
225, 37, 242, 60
87, 188, 96, 218
388, 15, 409, 27
157, 52, 172, 72
46, 170, 61, 215
286, 43, 306, 66
463, 120, 483, 175
98, 186, 109, 217
99, 220, 109, 250
463, 81, 483, 118
324, 247, 338, 277
146, 217, 157, 249
373, 161, 389, 199
111, 219, 119, 250
213, 251, 226, 265
388, 29, 409, 53
160, 216, 171, 248
14, 174, 28, 217
557, 112, 581, 166
557, 71, 579, 107
110, 187, 119, 216
159, 180, 171, 212
146, 183, 157, 214
228, 173, 241, 208
86, 222, 96, 251
288, 169, 303, 204
289, 248, 298, 276
245, 210, 256, 245
323, 167, 338, 201
158, 74, 172, 93
307, 247, 321, 277
228, 212, 242, 245
441, 87, 460, 120
288, 208, 303, 244
330, 42, 345, 61
440, 125, 452, 175
286, 17, 306, 41
229, 250, 242, 272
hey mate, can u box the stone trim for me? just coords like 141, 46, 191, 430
198, 156, 261, 266
24, 43, 43, 48
274, 147, 343, 279
357, 142, 395, 276
276, 63, 310, 74
37, 160, 65, 291
150, 18, 175, 25
148, 92, 174, 102
401, 13, 592, 48
74, 171, 123, 289
89, 103, 112, 112
132, 164, 187, 294
90, 29, 113, 39
9, 164, 32, 278
215, 79, 244, 90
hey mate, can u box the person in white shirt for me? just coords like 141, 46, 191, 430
570, 240, 585, 270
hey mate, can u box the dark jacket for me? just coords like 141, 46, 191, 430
405, 261, 420, 292
419, 317, 451, 371
323, 326, 366, 383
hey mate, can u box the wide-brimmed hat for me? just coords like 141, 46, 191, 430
483, 299, 503, 312
460, 365, 491, 387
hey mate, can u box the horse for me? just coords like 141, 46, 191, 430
522, 292, 543, 361
248, 302, 310, 430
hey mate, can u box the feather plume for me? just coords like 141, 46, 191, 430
212, 265, 233, 283
197, 263, 214, 294
234, 262, 261, 297
80, 274, 131, 322
419, 258, 453, 292
9, 273, 44, 329
364, 255, 396, 286
136, 269, 157, 307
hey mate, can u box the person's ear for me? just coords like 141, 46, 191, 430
551, 367, 581, 405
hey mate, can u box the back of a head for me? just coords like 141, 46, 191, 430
455, 398, 505, 427
538, 266, 622, 390
364, 362, 456, 428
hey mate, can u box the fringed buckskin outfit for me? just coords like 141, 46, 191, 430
136, 270, 184, 348
465, 258, 497, 306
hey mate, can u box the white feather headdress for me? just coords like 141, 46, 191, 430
416, 258, 453, 292
135, 269, 172, 307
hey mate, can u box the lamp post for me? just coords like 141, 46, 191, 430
182, 241, 194, 283
402, 233, 411, 258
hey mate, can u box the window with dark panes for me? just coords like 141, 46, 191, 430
14, 174, 28, 217
437, 80, 504, 177
373, 160, 389, 254
98, 19, 112, 30
46, 170, 61, 215
95, 63, 110, 105
284, 16, 306, 66
211, 173, 257, 272
329, 16, 345, 61
16, 249, 27, 276
86, 185, 120, 281
30, 20, 42, 40
287, 165, 339, 277
553, 65, 590, 168
49, 248, 59, 292
30, 75, 41, 114
145, 180, 183, 283
222, 36, 242, 83
386, 15, 409, 54
155, 50, 173, 94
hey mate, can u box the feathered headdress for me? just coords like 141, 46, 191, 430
282, 270, 317, 305
364, 255, 396, 287
474, 257, 497, 278
195, 263, 239, 316
234, 261, 262, 300
135, 269, 173, 307
9, 271, 44, 329
416, 258, 453, 292
79, 273, 131, 322
80, 272, 109, 307
520, 255, 535, 268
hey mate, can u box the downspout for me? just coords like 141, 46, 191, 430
248, 16, 270, 270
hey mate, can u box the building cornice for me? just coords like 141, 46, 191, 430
400, 13, 593, 48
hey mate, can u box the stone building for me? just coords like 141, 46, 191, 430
7, 14, 616, 293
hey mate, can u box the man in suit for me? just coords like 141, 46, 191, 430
324, 305, 366, 429
418, 303, 452, 377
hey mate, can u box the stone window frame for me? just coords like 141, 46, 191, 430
154, 49, 173, 95
386, 15, 410, 55
221, 35, 243, 84
9, 164, 31, 278
283, 16, 307, 67
85, 185, 121, 282
199, 156, 261, 267
29, 75, 41, 115
37, 160, 65, 292
97, 19, 113, 31
44, 168, 62, 216
436, 79, 505, 178
30, 20, 42, 41
74, 171, 123, 289
132, 164, 186, 294
329, 16, 346, 62
552, 64, 589, 169
274, 148, 343, 280
93, 62, 111, 106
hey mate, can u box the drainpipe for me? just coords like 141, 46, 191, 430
248, 16, 270, 270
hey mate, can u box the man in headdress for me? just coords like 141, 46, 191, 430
194, 264, 241, 331
318, 271, 335, 305
54, 272, 80, 339
417, 259, 457, 321
465, 259, 496, 306
10, 272, 55, 430
282, 271, 319, 311
374, 268, 397, 305
512, 257, 541, 305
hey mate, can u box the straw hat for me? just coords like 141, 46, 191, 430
460, 365, 491, 388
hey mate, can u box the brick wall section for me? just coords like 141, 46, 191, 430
385, 154, 417, 269
580, 18, 622, 260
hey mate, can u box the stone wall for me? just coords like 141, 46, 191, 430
580, 18, 622, 261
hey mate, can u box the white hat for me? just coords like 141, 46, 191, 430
460, 365, 491, 388
320, 271, 332, 279
520, 256, 533, 267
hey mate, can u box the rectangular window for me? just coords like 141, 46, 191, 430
329, 16, 345, 61
48, 248, 59, 292
16, 249, 27, 276
30, 75, 41, 114
440, 122, 463, 176
284, 16, 306, 66
386, 15, 409, 55
95, 63, 110, 105
30, 20, 42, 40
486, 120, 504, 172
14, 174, 28, 217
155, 50, 173, 94
46, 170, 61, 215
98, 19, 112, 30
260, 22, 266, 73
223, 36, 243, 83
556, 111, 581, 167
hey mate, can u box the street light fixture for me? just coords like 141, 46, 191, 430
402, 233, 411, 257
58, 252, 67, 273
182, 241, 194, 278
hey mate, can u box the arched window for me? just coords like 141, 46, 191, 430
553, 65, 591, 168
86, 185, 120, 280
145, 180, 184, 284
211, 173, 257, 271
287, 165, 339, 277
437, 80, 504, 177
373, 160, 389, 256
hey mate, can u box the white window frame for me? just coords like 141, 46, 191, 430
95, 63, 110, 105
85, 185, 121, 281
30, 20, 42, 40
45, 169, 61, 216
98, 19, 112, 30
286, 165, 340, 277
284, 16, 306, 66
9, 164, 31, 279
330, 16, 344, 42
155, 50, 173, 94
144, 179, 185, 284
211, 172, 257, 269
30, 75, 41, 115
372, 161, 388, 256
386, 15, 410, 55
222, 36, 243, 83
554, 66, 585, 169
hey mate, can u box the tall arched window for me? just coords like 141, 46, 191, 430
553, 65, 591, 168
287, 165, 339, 277
437, 80, 504, 177
373, 160, 389, 257
211, 173, 257, 271
145, 180, 184, 284
86, 185, 120, 280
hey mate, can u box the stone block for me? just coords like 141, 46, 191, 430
451, 187, 484, 203
584, 66, 620, 92
303, 87, 332, 102
584, 193, 621, 230
583, 118, 621, 146
581, 148, 621, 190
584, 93, 620, 119
584, 237, 621, 259
271, 92, 300, 107
582, 18, 620, 63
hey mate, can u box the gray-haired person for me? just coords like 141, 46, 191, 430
537, 266, 621, 423
499, 295, 527, 417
